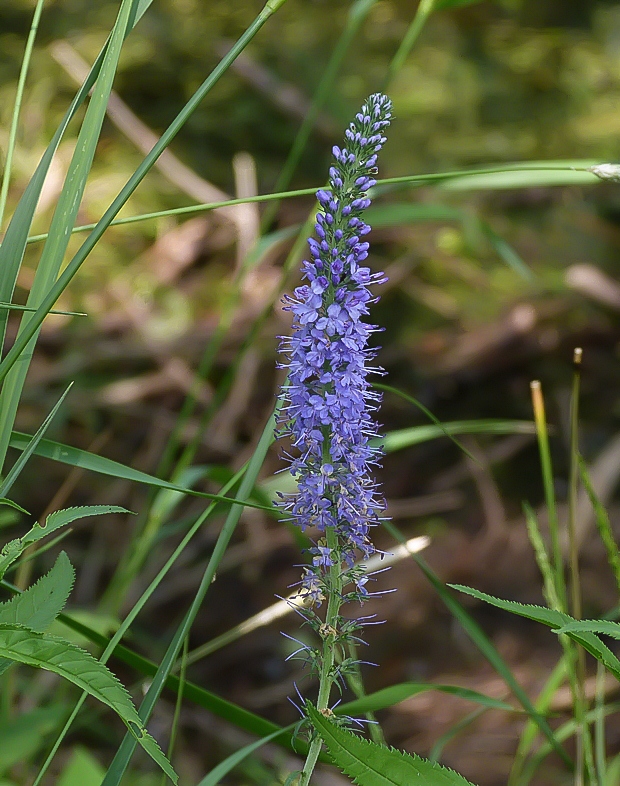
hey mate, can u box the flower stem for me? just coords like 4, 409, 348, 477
299, 526, 343, 786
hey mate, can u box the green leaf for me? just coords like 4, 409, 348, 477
451, 585, 620, 682
0, 705, 67, 775
0, 506, 128, 577
555, 620, 620, 640
337, 682, 514, 717
0, 624, 177, 783
0, 551, 74, 631
365, 203, 463, 227
307, 703, 477, 786
8, 432, 276, 515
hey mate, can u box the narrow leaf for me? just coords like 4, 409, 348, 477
0, 384, 73, 498
307, 702, 477, 786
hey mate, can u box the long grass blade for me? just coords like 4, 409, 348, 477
0, 0, 140, 473
100, 393, 285, 785
0, 0, 153, 356
0, 384, 72, 498
0, 0, 289, 398
0, 0, 46, 230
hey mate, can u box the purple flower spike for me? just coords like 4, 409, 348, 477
277, 93, 392, 603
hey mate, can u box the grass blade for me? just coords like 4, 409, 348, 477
101, 392, 285, 785
0, 0, 46, 230
0, 0, 140, 473
0, 384, 72, 498
0, 0, 289, 397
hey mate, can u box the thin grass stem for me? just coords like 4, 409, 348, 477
383, 0, 438, 89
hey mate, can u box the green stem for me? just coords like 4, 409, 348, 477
15, 163, 594, 248
299, 526, 343, 786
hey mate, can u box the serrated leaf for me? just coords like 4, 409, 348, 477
451, 585, 620, 682
0, 505, 128, 576
307, 703, 477, 786
0, 552, 74, 675
0, 624, 177, 783
337, 682, 514, 717
0, 552, 74, 631
556, 620, 620, 639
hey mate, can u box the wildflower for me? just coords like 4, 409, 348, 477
277, 92, 392, 603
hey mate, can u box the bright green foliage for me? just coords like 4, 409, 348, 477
0, 551, 74, 674
0, 506, 128, 578
0, 706, 67, 775
0, 623, 177, 783
452, 586, 620, 683
307, 702, 477, 786
57, 747, 105, 786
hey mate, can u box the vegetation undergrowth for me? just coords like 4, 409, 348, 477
1, 0, 620, 785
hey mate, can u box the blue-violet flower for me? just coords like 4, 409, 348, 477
278, 93, 392, 608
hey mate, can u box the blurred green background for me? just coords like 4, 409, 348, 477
4, 1, 620, 784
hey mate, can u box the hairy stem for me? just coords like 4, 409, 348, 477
299, 526, 343, 786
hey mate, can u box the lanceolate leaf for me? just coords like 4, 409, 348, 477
0, 506, 128, 577
0, 624, 177, 783
451, 585, 620, 682
307, 703, 477, 786
337, 682, 514, 717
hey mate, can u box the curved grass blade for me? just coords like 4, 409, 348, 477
373, 383, 478, 463
19, 163, 599, 247
0, 384, 73, 498
381, 419, 536, 453
197, 725, 295, 786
